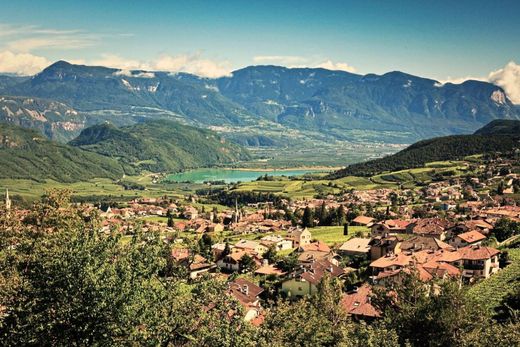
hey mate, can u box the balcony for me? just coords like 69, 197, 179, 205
463, 263, 485, 270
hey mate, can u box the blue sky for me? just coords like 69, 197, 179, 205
0, 0, 519, 84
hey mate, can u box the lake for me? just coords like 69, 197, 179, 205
166, 168, 327, 183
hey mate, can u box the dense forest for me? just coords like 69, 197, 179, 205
329, 120, 520, 178
0, 191, 518, 346
70, 120, 251, 174
0, 123, 125, 182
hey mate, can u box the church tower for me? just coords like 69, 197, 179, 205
5, 189, 11, 211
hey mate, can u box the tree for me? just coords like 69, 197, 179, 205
302, 206, 314, 228
372, 273, 486, 347
493, 218, 519, 242
317, 202, 328, 226
336, 205, 346, 226
197, 233, 214, 259
263, 245, 278, 264
239, 254, 257, 273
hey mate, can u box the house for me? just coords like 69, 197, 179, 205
370, 249, 461, 286
260, 235, 293, 251
216, 251, 246, 272
235, 240, 268, 255
450, 230, 487, 248
340, 284, 380, 320
216, 250, 262, 272
286, 227, 312, 248
183, 206, 199, 220
400, 236, 453, 252
228, 278, 264, 322
369, 235, 403, 260
296, 241, 339, 265
407, 218, 452, 240
255, 263, 287, 277
281, 260, 344, 297
338, 238, 371, 257
171, 248, 216, 279
371, 219, 410, 237
352, 216, 374, 227
456, 245, 500, 281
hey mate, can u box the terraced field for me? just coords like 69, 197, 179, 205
467, 248, 520, 313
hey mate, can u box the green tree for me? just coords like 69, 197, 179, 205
302, 206, 314, 228
239, 254, 257, 273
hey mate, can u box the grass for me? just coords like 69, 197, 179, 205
466, 248, 520, 313
309, 225, 369, 246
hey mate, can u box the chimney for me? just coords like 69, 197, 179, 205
242, 284, 249, 296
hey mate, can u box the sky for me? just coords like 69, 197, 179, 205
0, 0, 519, 101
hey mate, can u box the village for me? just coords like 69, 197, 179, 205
4, 154, 517, 326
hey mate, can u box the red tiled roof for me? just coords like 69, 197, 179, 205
298, 260, 344, 284
353, 216, 374, 225
340, 284, 380, 318
459, 245, 500, 260
301, 240, 330, 252
457, 230, 486, 243
229, 278, 264, 306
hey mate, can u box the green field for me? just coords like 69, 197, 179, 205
308, 225, 369, 245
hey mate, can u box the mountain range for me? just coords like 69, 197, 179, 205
0, 61, 518, 145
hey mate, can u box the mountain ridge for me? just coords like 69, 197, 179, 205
0, 61, 518, 144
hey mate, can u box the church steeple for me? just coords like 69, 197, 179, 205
5, 189, 11, 211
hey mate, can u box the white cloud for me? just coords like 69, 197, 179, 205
153, 53, 231, 78
439, 76, 485, 85
488, 61, 520, 104
315, 60, 357, 73
0, 51, 50, 75
253, 55, 357, 73
439, 61, 520, 104
93, 53, 231, 78
113, 69, 155, 78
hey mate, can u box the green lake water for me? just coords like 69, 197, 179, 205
166, 168, 327, 183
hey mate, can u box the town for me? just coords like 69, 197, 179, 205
3, 151, 518, 334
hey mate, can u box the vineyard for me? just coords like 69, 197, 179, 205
467, 248, 520, 313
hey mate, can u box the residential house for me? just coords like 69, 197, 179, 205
352, 216, 374, 227
235, 240, 268, 255
340, 284, 380, 320
400, 236, 453, 252
228, 278, 264, 322
450, 230, 487, 248
260, 235, 293, 251
281, 260, 345, 297
286, 227, 312, 248
369, 235, 403, 260
407, 218, 452, 240
338, 238, 371, 257
371, 220, 410, 237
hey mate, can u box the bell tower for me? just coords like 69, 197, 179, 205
5, 189, 11, 211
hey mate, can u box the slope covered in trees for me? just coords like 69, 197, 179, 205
329, 120, 520, 178
69, 120, 251, 174
0, 123, 124, 182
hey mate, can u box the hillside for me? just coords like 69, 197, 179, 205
1, 61, 518, 144
474, 119, 520, 136
0, 123, 125, 182
0, 96, 87, 142
69, 120, 251, 173
328, 120, 520, 178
